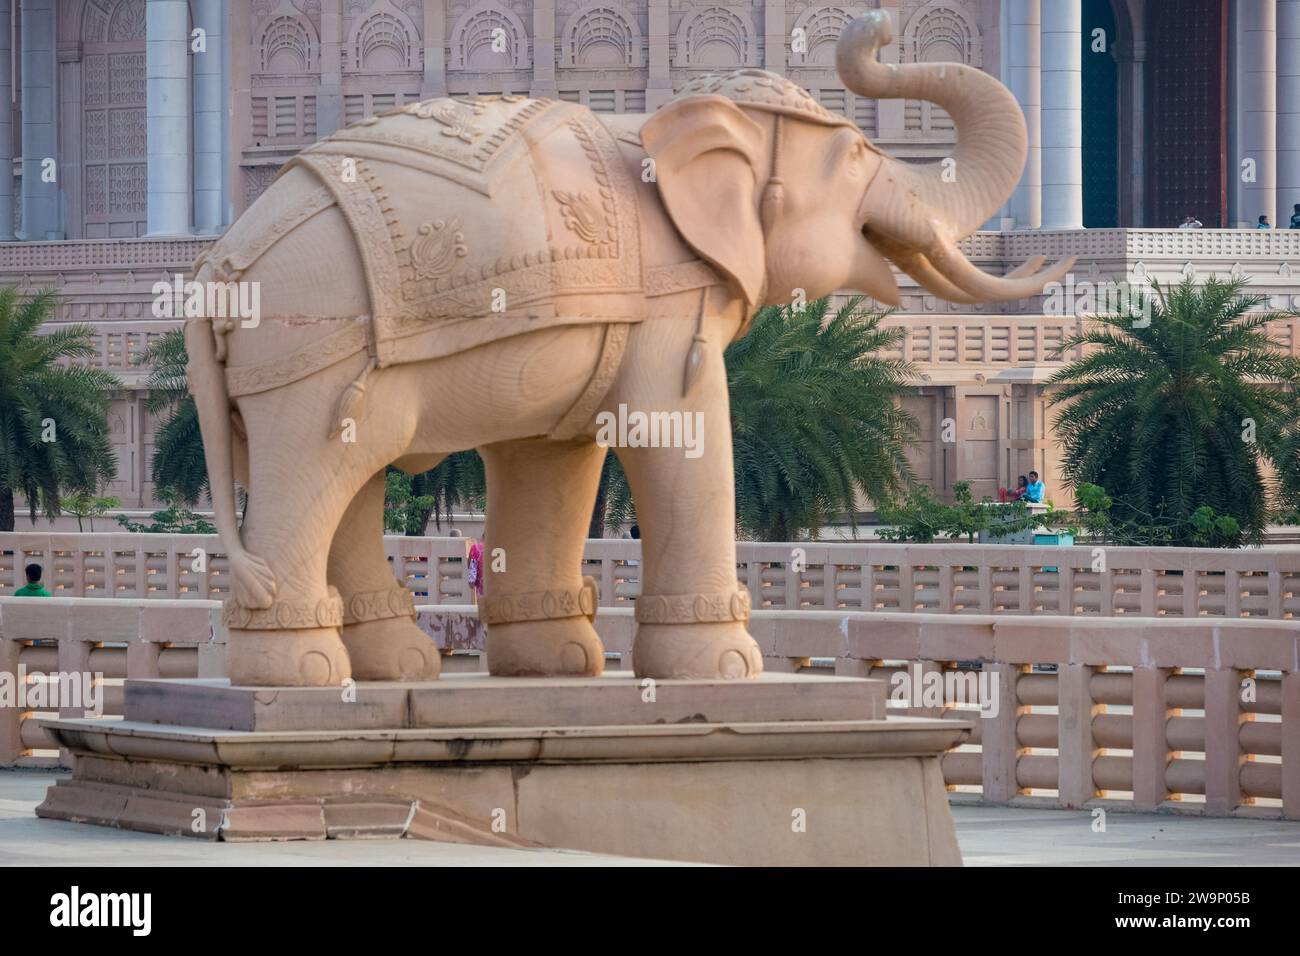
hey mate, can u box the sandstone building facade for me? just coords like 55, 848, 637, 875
1, 0, 1298, 518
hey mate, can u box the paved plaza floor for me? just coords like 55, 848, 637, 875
1, 769, 1297, 866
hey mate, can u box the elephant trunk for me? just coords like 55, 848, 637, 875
836, 10, 1024, 237
837, 12, 1073, 301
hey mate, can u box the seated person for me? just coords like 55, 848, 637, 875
1023, 471, 1045, 503
14, 563, 52, 597
999, 476, 1029, 502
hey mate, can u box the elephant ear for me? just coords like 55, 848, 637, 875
641, 95, 767, 312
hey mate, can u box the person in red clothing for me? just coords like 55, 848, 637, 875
999, 475, 1029, 503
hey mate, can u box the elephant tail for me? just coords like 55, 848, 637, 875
184, 315, 278, 610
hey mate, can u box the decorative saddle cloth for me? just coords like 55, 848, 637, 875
258, 95, 714, 369
199, 95, 722, 436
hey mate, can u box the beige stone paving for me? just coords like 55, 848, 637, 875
2, 769, 1298, 866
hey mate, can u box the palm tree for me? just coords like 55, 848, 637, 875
595, 297, 918, 541
726, 297, 917, 539
1048, 276, 1300, 545
0, 287, 120, 531
589, 451, 635, 538
405, 451, 486, 533
139, 329, 209, 505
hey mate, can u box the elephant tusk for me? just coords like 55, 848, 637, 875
925, 240, 1075, 303
893, 252, 981, 303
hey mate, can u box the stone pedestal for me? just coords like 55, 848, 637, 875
37, 672, 967, 866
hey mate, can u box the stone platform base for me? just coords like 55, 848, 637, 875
38, 672, 968, 866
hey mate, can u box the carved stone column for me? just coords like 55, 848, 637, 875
1006, 0, 1041, 229
193, 0, 225, 232
319, 0, 343, 135
647, 0, 671, 109
1040, 0, 1082, 229
1231, 0, 1276, 227
1276, 0, 1299, 226
20, 0, 61, 239
531, 0, 556, 97
146, 0, 192, 236
874, 1, 904, 141
763, 0, 785, 74
422, 0, 446, 97
0, 0, 13, 240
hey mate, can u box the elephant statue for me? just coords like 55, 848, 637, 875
186, 11, 1070, 687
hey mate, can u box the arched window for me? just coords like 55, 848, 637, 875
562, 3, 642, 68
902, 1, 980, 67
449, 2, 530, 71
674, 6, 756, 69
349, 3, 420, 73
260, 15, 316, 73
789, 5, 861, 68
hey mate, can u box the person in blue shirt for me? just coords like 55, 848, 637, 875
1257, 215, 1272, 229
1023, 471, 1045, 503
1291, 204, 1300, 229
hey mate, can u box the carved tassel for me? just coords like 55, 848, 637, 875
330, 358, 377, 438
682, 332, 707, 398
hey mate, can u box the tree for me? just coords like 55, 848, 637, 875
64, 492, 121, 532
876, 480, 1070, 543
384, 453, 486, 535
726, 296, 918, 540
588, 451, 635, 539
590, 297, 918, 541
0, 287, 120, 531
1048, 277, 1300, 545
116, 500, 217, 535
138, 329, 209, 506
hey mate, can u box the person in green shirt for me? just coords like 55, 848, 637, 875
13, 563, 52, 597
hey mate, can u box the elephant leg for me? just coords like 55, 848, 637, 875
226, 378, 404, 686
613, 327, 762, 680
480, 438, 606, 677
329, 469, 441, 681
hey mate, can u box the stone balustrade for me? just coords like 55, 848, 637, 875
5, 533, 1299, 620
3, 595, 1295, 821
0, 597, 223, 767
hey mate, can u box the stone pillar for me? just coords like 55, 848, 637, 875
0, 0, 13, 240
1277, 0, 1300, 227
319, 0, 343, 134
1006, 0, 1041, 229
1040, 0, 1082, 229
1115, 36, 1146, 226
422, 0, 447, 97
20, 0, 60, 240
193, 0, 224, 233
1232, 0, 1276, 228
146, 0, 192, 236
646, 0, 672, 110
763, 0, 786, 74
874, 1, 905, 141
530, 0, 556, 97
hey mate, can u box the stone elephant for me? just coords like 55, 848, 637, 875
185, 11, 1070, 687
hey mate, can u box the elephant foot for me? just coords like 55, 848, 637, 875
632, 622, 764, 680
227, 626, 353, 687
340, 616, 441, 681
487, 617, 605, 677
